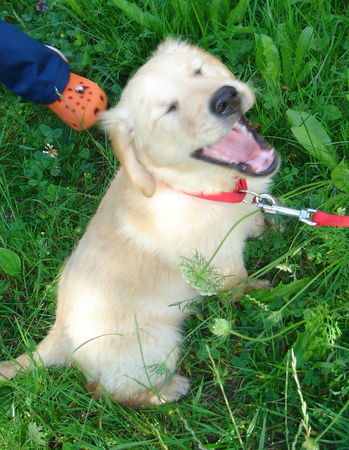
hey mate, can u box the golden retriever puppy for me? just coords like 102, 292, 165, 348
0, 39, 278, 406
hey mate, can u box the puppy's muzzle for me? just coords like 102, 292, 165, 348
209, 86, 241, 116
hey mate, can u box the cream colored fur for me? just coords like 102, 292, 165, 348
0, 39, 275, 406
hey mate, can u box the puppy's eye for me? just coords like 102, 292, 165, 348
166, 102, 178, 114
193, 67, 202, 75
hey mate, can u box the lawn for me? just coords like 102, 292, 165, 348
0, 0, 348, 448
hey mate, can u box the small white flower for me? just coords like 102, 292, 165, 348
43, 143, 58, 158
276, 264, 294, 273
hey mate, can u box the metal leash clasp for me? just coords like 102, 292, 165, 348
240, 190, 317, 226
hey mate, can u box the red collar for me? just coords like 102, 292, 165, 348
180, 178, 247, 203
165, 179, 349, 227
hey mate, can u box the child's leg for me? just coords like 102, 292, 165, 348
0, 20, 107, 130
0, 20, 69, 104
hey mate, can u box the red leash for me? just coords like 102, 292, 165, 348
312, 211, 349, 228
240, 189, 349, 228
180, 179, 349, 228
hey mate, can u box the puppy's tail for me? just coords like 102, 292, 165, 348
0, 325, 69, 381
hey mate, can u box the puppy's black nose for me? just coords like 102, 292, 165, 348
209, 86, 241, 116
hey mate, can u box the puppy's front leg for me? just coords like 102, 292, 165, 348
220, 265, 248, 292
221, 266, 271, 293
248, 211, 266, 238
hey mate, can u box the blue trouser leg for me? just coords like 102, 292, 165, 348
0, 20, 70, 104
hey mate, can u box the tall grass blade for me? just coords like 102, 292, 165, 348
228, 0, 250, 26
210, 0, 225, 32
245, 408, 259, 442
64, 0, 85, 17
169, 0, 191, 31
293, 27, 314, 83
258, 413, 267, 450
297, 61, 316, 84
189, 1, 206, 36
277, 23, 293, 88
255, 33, 281, 90
109, 0, 162, 32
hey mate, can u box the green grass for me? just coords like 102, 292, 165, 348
0, 0, 348, 448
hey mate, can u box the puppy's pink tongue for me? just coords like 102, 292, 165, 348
202, 127, 260, 164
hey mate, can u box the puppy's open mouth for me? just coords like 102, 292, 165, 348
192, 117, 278, 176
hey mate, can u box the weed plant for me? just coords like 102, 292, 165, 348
0, 0, 348, 448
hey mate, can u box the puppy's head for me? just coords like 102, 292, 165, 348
103, 39, 278, 197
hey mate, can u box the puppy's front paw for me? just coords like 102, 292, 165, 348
151, 374, 190, 405
0, 360, 19, 381
244, 278, 273, 293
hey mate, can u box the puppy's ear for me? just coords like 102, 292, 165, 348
101, 108, 155, 198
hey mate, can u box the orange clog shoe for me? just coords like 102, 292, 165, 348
47, 72, 107, 131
